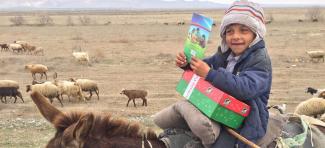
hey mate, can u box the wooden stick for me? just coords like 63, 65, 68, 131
225, 127, 260, 148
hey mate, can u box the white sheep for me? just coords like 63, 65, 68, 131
14, 41, 29, 52
9, 43, 23, 53
70, 78, 99, 100
26, 82, 63, 107
306, 50, 324, 62
0, 80, 19, 88
54, 80, 85, 102
294, 97, 325, 117
33, 47, 44, 56
72, 52, 90, 65
25, 64, 48, 80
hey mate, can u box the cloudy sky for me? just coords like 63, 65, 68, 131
0, 0, 324, 9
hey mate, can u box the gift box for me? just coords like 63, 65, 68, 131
176, 70, 250, 129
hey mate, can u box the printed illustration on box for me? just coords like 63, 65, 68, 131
184, 13, 213, 63
176, 70, 250, 129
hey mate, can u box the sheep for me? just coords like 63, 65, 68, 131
53, 80, 85, 102
0, 80, 19, 88
0, 80, 23, 103
306, 87, 325, 99
9, 43, 23, 53
0, 87, 24, 103
72, 52, 90, 65
120, 89, 148, 107
69, 78, 99, 100
33, 47, 44, 56
23, 44, 37, 55
306, 50, 324, 62
0, 43, 9, 52
25, 64, 48, 80
294, 97, 325, 118
14, 41, 29, 52
26, 82, 63, 107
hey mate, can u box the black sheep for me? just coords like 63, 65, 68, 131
0, 87, 24, 103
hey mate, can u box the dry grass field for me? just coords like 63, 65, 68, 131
0, 8, 324, 147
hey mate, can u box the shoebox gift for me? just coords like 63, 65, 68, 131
176, 70, 250, 129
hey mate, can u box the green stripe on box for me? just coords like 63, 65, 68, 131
176, 79, 245, 129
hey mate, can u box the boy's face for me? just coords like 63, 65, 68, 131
225, 24, 256, 56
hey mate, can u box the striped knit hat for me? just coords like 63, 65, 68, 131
220, 0, 266, 53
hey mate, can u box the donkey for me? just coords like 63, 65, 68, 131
30, 91, 166, 148
31, 91, 325, 148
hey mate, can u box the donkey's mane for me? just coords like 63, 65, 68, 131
53, 111, 158, 140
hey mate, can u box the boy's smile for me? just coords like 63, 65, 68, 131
225, 24, 256, 56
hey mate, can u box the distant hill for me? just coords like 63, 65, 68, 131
0, 0, 323, 11
0, 0, 227, 11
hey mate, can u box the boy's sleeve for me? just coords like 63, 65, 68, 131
205, 60, 271, 101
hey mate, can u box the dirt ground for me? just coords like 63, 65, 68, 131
0, 8, 324, 147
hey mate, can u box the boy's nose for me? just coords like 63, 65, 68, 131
232, 32, 240, 39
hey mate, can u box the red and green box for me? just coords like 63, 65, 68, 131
176, 70, 250, 129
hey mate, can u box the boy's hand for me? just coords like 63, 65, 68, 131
175, 52, 188, 68
190, 56, 210, 78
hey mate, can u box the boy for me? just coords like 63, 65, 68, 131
154, 0, 272, 148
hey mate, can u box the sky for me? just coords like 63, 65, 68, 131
0, 0, 324, 9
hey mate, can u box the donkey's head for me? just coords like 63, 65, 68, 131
30, 91, 166, 148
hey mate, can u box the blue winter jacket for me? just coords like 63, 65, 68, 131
203, 40, 272, 147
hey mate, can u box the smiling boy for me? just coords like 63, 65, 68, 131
154, 1, 272, 148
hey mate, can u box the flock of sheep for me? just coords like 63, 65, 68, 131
0, 63, 100, 107
0, 41, 44, 55
0, 62, 148, 107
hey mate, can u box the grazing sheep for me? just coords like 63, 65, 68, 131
9, 43, 23, 53
26, 82, 63, 107
23, 44, 37, 55
0, 88, 23, 103
120, 89, 148, 107
72, 52, 90, 65
70, 78, 99, 100
0, 80, 23, 103
25, 64, 48, 80
306, 87, 325, 99
54, 80, 85, 102
0, 87, 24, 103
0, 80, 19, 88
306, 50, 324, 62
14, 41, 29, 52
33, 47, 44, 56
294, 97, 325, 117
0, 43, 9, 52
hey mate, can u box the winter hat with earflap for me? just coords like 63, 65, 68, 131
219, 0, 266, 53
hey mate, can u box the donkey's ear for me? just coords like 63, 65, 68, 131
73, 113, 94, 142
30, 91, 64, 124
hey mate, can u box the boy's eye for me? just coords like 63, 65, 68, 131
241, 27, 250, 33
225, 29, 233, 34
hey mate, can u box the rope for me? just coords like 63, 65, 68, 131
141, 132, 153, 148
307, 122, 314, 147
